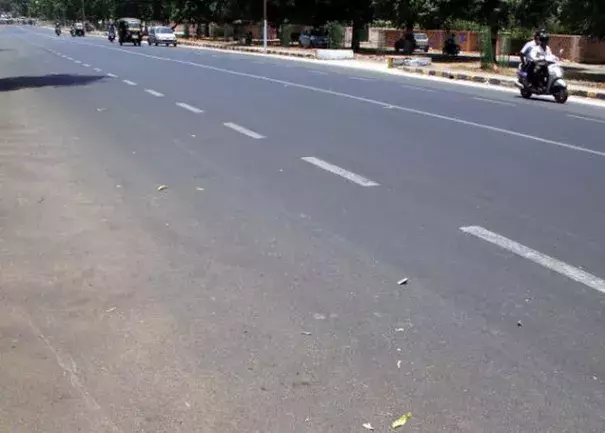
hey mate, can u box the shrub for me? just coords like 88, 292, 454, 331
280, 24, 293, 47
327, 21, 345, 49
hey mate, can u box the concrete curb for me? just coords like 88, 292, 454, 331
392, 63, 605, 101
177, 39, 317, 59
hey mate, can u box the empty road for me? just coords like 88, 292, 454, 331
1, 25, 605, 433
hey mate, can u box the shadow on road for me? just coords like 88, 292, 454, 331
0, 74, 105, 92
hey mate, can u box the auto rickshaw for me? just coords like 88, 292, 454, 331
117, 18, 142, 46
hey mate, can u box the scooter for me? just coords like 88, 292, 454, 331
108, 31, 115, 43
55, 27, 61, 36
515, 53, 568, 103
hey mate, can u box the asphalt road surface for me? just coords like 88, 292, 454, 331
1, 26, 605, 433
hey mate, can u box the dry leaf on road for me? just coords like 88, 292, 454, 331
392, 412, 412, 429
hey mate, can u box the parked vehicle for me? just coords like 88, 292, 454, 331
70, 22, 85, 37
117, 18, 143, 46
515, 53, 568, 103
299, 29, 329, 49
147, 26, 178, 47
394, 32, 430, 54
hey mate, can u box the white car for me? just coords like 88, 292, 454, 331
148, 26, 177, 47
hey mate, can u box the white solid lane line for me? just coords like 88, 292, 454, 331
349, 76, 372, 81
106, 73, 118, 78
472, 97, 515, 106
176, 102, 204, 114
568, 114, 605, 124
301, 157, 380, 187
123, 79, 137, 86
145, 89, 164, 97
223, 122, 265, 139
401, 84, 435, 92
460, 225, 605, 294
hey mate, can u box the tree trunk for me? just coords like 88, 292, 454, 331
490, 25, 499, 63
351, 19, 362, 52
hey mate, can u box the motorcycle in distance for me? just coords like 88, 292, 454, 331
55, 26, 61, 36
108, 30, 115, 42
515, 50, 568, 104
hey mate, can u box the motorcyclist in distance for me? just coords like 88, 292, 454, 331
108, 21, 116, 39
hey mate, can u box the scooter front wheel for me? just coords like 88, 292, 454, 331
520, 88, 532, 99
554, 88, 568, 104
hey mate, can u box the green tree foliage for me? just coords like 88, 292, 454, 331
13, 0, 605, 47
559, 0, 605, 38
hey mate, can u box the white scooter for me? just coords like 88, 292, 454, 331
515, 51, 568, 104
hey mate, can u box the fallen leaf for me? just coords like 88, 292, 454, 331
362, 422, 374, 430
301, 331, 312, 336
196, 187, 204, 191
96, 107, 107, 112
397, 278, 409, 286
395, 328, 405, 332
517, 321, 523, 327
397, 360, 402, 369
105, 307, 116, 313
157, 185, 168, 191
391, 412, 412, 429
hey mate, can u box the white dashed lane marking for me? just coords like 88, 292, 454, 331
472, 97, 515, 106
123, 79, 137, 86
176, 102, 204, 113
460, 225, 605, 294
568, 114, 605, 124
144, 89, 164, 97
301, 157, 380, 187
224, 122, 265, 139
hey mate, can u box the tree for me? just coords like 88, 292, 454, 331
559, 0, 605, 38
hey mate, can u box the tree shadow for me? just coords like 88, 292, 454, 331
0, 74, 105, 92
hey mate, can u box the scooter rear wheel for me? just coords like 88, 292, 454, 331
520, 89, 532, 99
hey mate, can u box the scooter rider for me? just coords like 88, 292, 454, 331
527, 31, 553, 89
520, 30, 540, 66
519, 30, 540, 86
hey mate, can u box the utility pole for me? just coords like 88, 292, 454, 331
81, 0, 85, 26
262, 0, 267, 51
